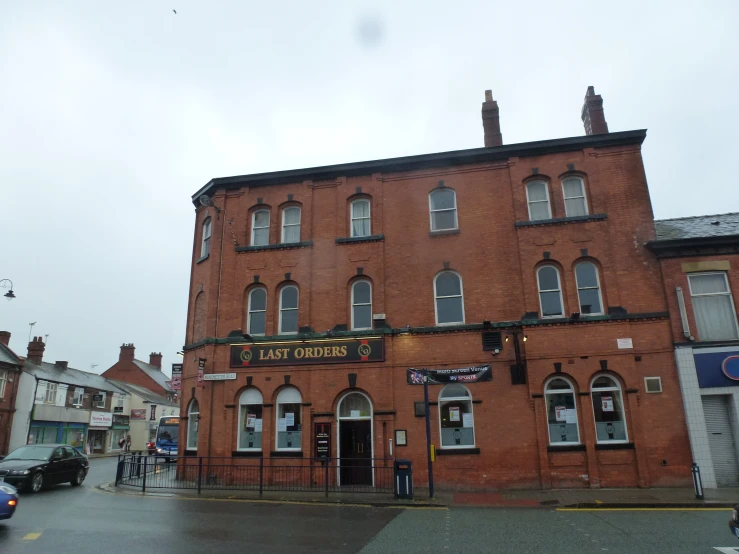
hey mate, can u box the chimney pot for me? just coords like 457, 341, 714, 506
484, 90, 493, 102
0, 331, 10, 347
481, 89, 503, 147
120, 343, 135, 363
149, 352, 163, 370
581, 86, 609, 135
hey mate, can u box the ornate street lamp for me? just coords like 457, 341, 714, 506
1, 279, 15, 300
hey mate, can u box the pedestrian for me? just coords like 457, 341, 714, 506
118, 436, 125, 451
125, 434, 132, 452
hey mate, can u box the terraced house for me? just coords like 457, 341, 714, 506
179, 87, 696, 491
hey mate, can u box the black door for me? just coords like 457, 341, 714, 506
339, 421, 372, 486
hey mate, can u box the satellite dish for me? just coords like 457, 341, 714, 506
199, 195, 213, 207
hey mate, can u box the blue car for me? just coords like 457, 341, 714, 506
0, 483, 19, 520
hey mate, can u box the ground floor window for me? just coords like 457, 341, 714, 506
28, 425, 58, 445
276, 387, 302, 451
238, 388, 264, 451
544, 377, 580, 445
63, 426, 86, 449
187, 399, 200, 451
110, 429, 126, 450
88, 430, 107, 454
439, 384, 475, 448
590, 375, 628, 443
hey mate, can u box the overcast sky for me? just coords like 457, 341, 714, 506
1, 1, 737, 375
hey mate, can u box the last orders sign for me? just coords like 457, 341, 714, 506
230, 337, 384, 367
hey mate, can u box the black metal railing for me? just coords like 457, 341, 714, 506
115, 453, 394, 496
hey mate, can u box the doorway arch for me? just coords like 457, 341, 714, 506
336, 392, 374, 487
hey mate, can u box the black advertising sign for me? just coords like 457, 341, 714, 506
314, 422, 331, 458
230, 338, 384, 368
406, 365, 492, 385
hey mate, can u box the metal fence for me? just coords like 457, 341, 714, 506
115, 453, 395, 496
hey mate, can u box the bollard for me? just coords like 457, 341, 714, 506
692, 463, 704, 500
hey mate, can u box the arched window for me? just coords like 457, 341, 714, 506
590, 375, 628, 443
439, 384, 474, 448
537, 266, 564, 318
282, 206, 301, 243
351, 280, 372, 330
429, 188, 458, 232
562, 177, 588, 217
434, 271, 465, 325
238, 388, 263, 451
276, 387, 302, 451
351, 199, 371, 237
186, 399, 199, 451
338, 392, 372, 418
247, 287, 267, 336
201, 217, 212, 258
544, 377, 580, 445
526, 181, 551, 221
279, 285, 299, 334
575, 262, 603, 315
251, 209, 270, 246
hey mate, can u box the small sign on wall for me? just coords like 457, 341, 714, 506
395, 429, 407, 446
617, 338, 633, 349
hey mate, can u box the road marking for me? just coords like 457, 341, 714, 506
713, 548, 739, 553
23, 533, 42, 540
557, 507, 733, 512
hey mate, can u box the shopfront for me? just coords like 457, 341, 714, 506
109, 415, 130, 451
27, 420, 87, 448
87, 411, 113, 455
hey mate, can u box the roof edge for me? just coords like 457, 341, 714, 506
191, 129, 647, 204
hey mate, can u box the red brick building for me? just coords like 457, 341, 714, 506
102, 344, 174, 401
179, 87, 693, 490
0, 331, 24, 455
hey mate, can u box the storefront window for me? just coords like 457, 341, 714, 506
276, 386, 302, 451
544, 377, 580, 445
187, 399, 199, 451
590, 375, 628, 443
238, 388, 264, 451
110, 429, 126, 450
439, 384, 474, 448
63, 426, 86, 449
28, 426, 58, 445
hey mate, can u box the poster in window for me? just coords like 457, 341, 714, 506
449, 407, 460, 422
350, 410, 361, 418
601, 396, 614, 412
395, 429, 407, 446
277, 418, 287, 432
564, 409, 578, 424
555, 406, 567, 422
462, 413, 473, 428
254, 419, 263, 432
246, 414, 256, 428
285, 412, 295, 426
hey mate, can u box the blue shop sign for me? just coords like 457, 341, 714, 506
695, 350, 739, 388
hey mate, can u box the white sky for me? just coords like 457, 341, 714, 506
1, 0, 738, 373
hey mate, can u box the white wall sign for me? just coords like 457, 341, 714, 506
617, 338, 633, 349
462, 413, 473, 428
90, 411, 113, 427
564, 409, 578, 424
203, 373, 237, 381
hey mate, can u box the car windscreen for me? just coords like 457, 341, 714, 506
4, 446, 55, 461
156, 424, 179, 444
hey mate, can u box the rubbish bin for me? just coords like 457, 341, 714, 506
394, 459, 413, 499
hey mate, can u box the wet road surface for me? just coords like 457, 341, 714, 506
1, 457, 737, 553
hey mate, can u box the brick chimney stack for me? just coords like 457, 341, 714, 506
27, 336, 45, 365
149, 352, 162, 370
55, 361, 68, 370
0, 331, 10, 346
481, 90, 503, 147
120, 343, 135, 363
581, 86, 609, 135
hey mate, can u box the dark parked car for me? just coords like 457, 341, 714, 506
0, 483, 18, 520
730, 505, 739, 538
0, 444, 89, 493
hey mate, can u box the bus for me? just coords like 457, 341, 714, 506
154, 416, 179, 462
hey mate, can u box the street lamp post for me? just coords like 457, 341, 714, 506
422, 369, 434, 499
0, 279, 15, 300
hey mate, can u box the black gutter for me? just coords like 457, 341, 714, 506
191, 130, 647, 204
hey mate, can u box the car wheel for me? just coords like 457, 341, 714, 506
71, 468, 85, 487
30, 472, 44, 493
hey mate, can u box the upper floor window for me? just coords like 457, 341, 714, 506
562, 177, 588, 217
544, 377, 580, 445
279, 285, 299, 335
429, 189, 458, 232
537, 266, 564, 318
590, 375, 628, 443
201, 217, 212, 258
434, 271, 465, 325
251, 210, 270, 246
526, 181, 551, 221
96, 392, 106, 409
45, 382, 58, 404
351, 280, 372, 330
116, 395, 124, 408
247, 287, 267, 336
351, 199, 371, 237
72, 387, 84, 407
688, 272, 739, 341
0, 370, 7, 399
281, 206, 301, 244
575, 262, 603, 315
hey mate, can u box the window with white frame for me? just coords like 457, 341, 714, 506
0, 370, 7, 399
251, 209, 270, 246
351, 199, 371, 237
434, 271, 465, 325
96, 392, 106, 409
276, 387, 302, 451
537, 266, 564, 318
238, 388, 263, 451
72, 387, 84, 407
187, 399, 199, 451
247, 287, 267, 336
117, 395, 124, 408
429, 188, 458, 231
279, 285, 299, 334
439, 384, 474, 448
688, 272, 739, 341
590, 375, 628, 443
526, 181, 552, 221
575, 261, 603, 315
44, 382, 58, 404
544, 377, 580, 445
281, 206, 301, 243
562, 177, 588, 217
351, 280, 372, 330
201, 217, 212, 258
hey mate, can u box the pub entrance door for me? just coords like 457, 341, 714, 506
337, 392, 373, 487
